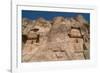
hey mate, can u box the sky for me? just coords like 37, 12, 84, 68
22, 10, 90, 23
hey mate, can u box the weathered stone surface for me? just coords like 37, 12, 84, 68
22, 15, 90, 62
52, 16, 65, 25
75, 14, 88, 24
68, 28, 82, 38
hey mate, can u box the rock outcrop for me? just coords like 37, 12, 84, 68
22, 15, 90, 62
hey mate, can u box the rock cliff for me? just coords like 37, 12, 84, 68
22, 15, 90, 62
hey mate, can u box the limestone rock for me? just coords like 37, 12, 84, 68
68, 28, 82, 38
22, 15, 90, 62
52, 16, 65, 26
75, 14, 88, 24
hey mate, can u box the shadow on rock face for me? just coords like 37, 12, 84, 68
22, 35, 28, 44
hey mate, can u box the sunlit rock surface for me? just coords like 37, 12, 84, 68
22, 15, 90, 62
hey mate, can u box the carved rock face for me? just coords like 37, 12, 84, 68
22, 15, 90, 62
68, 28, 82, 38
